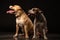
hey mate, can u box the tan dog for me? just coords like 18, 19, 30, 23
7, 5, 34, 38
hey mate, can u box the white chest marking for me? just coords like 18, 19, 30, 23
16, 17, 24, 24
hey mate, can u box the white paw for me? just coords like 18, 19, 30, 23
13, 34, 18, 38
44, 36, 48, 40
25, 36, 29, 38
33, 36, 36, 38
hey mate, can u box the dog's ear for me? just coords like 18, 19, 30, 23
39, 10, 43, 13
38, 8, 43, 13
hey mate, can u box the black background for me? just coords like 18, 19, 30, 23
0, 0, 59, 33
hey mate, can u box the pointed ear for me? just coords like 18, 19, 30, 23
38, 9, 43, 13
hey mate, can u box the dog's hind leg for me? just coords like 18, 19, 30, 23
13, 24, 19, 37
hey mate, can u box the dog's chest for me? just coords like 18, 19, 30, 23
16, 17, 25, 24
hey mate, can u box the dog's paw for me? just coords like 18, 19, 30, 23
44, 36, 48, 40
13, 34, 18, 38
32, 36, 36, 39
25, 36, 29, 39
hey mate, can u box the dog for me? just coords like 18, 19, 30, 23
6, 5, 35, 38
28, 8, 48, 40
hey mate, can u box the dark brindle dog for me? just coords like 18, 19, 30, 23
6, 5, 35, 38
28, 8, 48, 40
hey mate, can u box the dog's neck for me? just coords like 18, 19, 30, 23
15, 9, 24, 18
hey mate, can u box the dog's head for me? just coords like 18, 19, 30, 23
6, 5, 22, 14
28, 8, 42, 15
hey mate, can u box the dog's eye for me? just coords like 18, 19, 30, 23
33, 9, 35, 11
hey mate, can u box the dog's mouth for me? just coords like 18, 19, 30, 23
6, 9, 15, 14
6, 5, 15, 14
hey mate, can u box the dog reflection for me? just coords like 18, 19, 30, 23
13, 37, 29, 40
13, 37, 18, 40
13, 37, 40, 40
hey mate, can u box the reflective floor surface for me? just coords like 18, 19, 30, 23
0, 32, 60, 40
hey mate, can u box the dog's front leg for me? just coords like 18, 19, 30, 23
43, 29, 48, 40
24, 25, 29, 38
33, 18, 36, 38
13, 24, 19, 37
